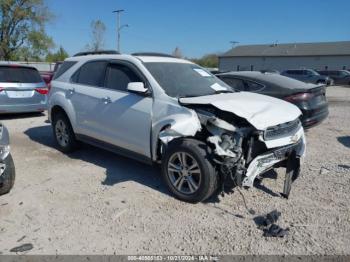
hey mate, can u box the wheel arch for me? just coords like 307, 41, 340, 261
49, 93, 77, 132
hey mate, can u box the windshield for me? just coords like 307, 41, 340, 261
144, 62, 233, 97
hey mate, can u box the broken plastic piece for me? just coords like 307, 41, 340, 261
263, 224, 289, 238
10, 243, 34, 253
207, 136, 236, 158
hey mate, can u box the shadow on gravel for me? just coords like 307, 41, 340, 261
24, 125, 171, 197
337, 136, 350, 148
0, 112, 44, 120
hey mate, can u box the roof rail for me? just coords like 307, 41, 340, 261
131, 52, 175, 58
73, 50, 120, 57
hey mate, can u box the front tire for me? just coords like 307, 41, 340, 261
52, 112, 79, 153
0, 153, 15, 196
161, 139, 217, 203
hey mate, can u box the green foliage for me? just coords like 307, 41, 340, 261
0, 0, 54, 61
46, 46, 69, 62
190, 54, 219, 68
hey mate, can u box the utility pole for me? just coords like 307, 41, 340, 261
113, 9, 128, 52
230, 41, 240, 48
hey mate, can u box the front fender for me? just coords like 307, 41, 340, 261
151, 97, 201, 161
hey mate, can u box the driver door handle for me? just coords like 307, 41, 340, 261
102, 96, 112, 104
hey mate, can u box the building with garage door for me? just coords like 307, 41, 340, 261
219, 41, 350, 72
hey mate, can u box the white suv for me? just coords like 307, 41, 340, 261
48, 51, 305, 203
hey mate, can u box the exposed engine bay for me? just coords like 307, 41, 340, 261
158, 96, 306, 198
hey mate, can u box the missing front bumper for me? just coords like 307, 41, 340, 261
242, 139, 303, 197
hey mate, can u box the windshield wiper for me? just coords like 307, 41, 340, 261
214, 90, 234, 94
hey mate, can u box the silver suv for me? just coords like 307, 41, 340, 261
281, 69, 332, 85
48, 51, 306, 203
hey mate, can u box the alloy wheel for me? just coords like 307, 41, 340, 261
55, 120, 69, 147
167, 152, 202, 195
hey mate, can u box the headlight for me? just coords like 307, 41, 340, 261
0, 145, 10, 161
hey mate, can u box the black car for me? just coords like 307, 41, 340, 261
217, 71, 329, 129
317, 70, 350, 86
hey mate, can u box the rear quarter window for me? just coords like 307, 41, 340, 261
53, 61, 77, 80
0, 66, 42, 83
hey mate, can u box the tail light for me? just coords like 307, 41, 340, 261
284, 92, 315, 102
35, 87, 49, 95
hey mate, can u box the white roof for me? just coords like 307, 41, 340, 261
66, 54, 193, 64
136, 56, 193, 64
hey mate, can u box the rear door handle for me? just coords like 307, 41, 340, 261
102, 96, 112, 104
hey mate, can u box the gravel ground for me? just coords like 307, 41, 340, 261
0, 86, 349, 255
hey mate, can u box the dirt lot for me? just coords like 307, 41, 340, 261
0, 86, 349, 255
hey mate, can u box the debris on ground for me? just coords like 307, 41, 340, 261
10, 243, 33, 253
17, 235, 26, 242
254, 210, 289, 238
320, 167, 330, 175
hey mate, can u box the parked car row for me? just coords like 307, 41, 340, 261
317, 70, 350, 85
281, 69, 333, 85
239, 68, 350, 86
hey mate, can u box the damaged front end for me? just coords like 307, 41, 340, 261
159, 102, 305, 198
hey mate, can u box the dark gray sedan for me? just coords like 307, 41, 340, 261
217, 71, 329, 129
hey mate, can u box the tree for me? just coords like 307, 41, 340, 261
0, 0, 54, 61
85, 20, 106, 51
172, 47, 183, 58
190, 54, 219, 68
46, 46, 69, 62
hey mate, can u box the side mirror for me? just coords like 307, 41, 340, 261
127, 82, 148, 94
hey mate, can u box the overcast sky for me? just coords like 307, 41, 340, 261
46, 0, 350, 58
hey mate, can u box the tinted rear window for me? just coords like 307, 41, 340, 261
53, 61, 77, 80
0, 66, 42, 83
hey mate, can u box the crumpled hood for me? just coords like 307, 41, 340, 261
179, 92, 302, 130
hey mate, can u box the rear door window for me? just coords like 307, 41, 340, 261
0, 66, 42, 83
73, 61, 107, 87
105, 63, 142, 91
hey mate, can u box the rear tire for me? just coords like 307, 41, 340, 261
0, 153, 15, 196
52, 112, 79, 153
161, 138, 217, 203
